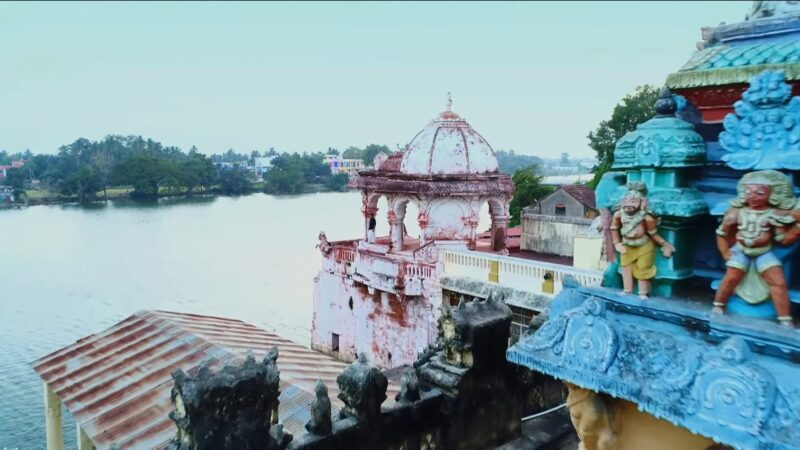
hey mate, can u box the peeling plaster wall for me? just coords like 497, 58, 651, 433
521, 214, 592, 257
312, 261, 443, 368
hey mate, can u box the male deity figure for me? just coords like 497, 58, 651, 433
713, 170, 799, 327
610, 184, 676, 299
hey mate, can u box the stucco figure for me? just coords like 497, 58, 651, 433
713, 170, 798, 327
316, 231, 332, 256
566, 383, 619, 450
610, 184, 676, 298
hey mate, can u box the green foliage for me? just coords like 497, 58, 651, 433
495, 150, 544, 175
218, 169, 253, 195
361, 144, 391, 165
509, 165, 552, 227
342, 146, 363, 159
587, 85, 659, 188
112, 156, 172, 197
264, 152, 330, 194
326, 173, 350, 192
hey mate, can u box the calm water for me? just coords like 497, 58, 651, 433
0, 192, 373, 449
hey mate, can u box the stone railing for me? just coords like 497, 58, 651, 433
334, 247, 356, 263
442, 249, 602, 297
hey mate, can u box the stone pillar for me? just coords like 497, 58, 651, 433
389, 211, 404, 250
491, 214, 510, 252
44, 383, 64, 450
463, 216, 479, 250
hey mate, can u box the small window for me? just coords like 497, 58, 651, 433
332, 333, 340, 353
555, 204, 566, 216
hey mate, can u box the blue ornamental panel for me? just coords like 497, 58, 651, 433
507, 284, 800, 450
720, 70, 800, 170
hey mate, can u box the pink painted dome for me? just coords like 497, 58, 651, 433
400, 98, 499, 175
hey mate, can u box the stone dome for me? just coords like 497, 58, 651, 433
400, 99, 499, 175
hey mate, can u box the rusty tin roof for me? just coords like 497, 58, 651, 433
31, 310, 351, 449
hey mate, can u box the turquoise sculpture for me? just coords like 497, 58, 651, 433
601, 88, 709, 296
719, 70, 800, 171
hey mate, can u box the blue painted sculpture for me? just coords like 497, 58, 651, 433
720, 70, 800, 171
507, 283, 800, 450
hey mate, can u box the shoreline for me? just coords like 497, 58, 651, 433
2, 183, 349, 209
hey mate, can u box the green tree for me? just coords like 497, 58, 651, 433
494, 150, 544, 175
509, 165, 552, 227
264, 154, 306, 194
587, 85, 659, 188
218, 169, 253, 195
326, 173, 350, 192
112, 156, 170, 197
342, 146, 363, 159
361, 144, 391, 166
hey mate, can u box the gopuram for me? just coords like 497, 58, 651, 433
312, 97, 515, 368
509, 3, 800, 450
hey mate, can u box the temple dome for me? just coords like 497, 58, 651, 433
399, 99, 499, 175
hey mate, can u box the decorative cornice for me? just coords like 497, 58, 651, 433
718, 69, 800, 170
507, 285, 800, 450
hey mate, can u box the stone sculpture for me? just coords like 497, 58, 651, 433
713, 170, 798, 326
565, 383, 619, 450
305, 380, 332, 436
316, 231, 332, 256
610, 183, 676, 298
719, 70, 800, 171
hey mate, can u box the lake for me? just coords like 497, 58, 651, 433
0, 192, 375, 449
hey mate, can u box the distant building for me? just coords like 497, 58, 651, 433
521, 184, 599, 258
254, 156, 276, 176
0, 160, 25, 180
0, 186, 14, 202
323, 156, 365, 175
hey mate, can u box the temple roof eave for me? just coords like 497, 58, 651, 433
349, 172, 514, 197
666, 62, 800, 90
507, 285, 800, 450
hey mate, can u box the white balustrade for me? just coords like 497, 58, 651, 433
442, 249, 602, 297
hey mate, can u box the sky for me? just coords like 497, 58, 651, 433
1, 1, 747, 158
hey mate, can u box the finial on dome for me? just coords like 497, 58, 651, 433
446, 92, 452, 112
655, 87, 677, 117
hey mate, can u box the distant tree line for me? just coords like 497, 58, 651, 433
494, 150, 544, 175
0, 137, 396, 201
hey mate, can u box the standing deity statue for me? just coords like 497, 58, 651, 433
713, 170, 799, 327
610, 183, 676, 299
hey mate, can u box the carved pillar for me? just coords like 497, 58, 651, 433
388, 210, 405, 250
490, 214, 510, 252
464, 216, 479, 250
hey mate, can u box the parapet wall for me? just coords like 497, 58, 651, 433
166, 297, 568, 450
521, 213, 592, 257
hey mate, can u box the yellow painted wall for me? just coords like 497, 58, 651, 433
612, 398, 717, 450
573, 235, 604, 270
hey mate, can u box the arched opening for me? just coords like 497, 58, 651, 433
364, 193, 390, 243
388, 198, 421, 251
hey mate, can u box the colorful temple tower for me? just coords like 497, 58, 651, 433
509, 3, 800, 450
312, 98, 514, 368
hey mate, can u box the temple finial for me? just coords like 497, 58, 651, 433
655, 87, 677, 117
446, 92, 452, 112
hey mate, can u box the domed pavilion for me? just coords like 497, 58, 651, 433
350, 96, 514, 253
312, 97, 514, 369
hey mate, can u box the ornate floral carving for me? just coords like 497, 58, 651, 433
689, 337, 777, 435
720, 70, 800, 170
562, 298, 618, 373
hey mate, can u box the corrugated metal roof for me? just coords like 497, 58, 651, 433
31, 310, 360, 449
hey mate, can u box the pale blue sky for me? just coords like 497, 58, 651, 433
1, 1, 747, 158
